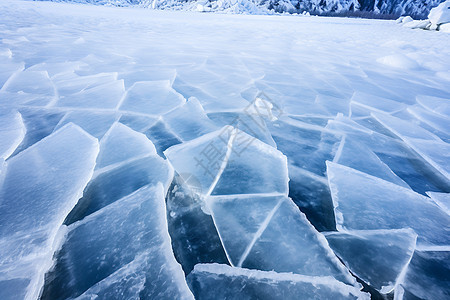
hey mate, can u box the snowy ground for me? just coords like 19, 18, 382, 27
0, 0, 449, 299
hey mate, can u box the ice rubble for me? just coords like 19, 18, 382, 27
0, 124, 99, 300
399, 0, 450, 31
187, 264, 369, 299
41, 184, 193, 300
327, 161, 450, 246
426, 191, 450, 215
165, 126, 357, 285
324, 229, 417, 294
1, 1, 450, 298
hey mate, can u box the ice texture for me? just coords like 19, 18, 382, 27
41, 184, 194, 300
0, 123, 99, 300
187, 264, 369, 300
324, 229, 417, 293
327, 162, 450, 246
0, 111, 26, 159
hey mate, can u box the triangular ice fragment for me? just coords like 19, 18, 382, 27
207, 194, 282, 266
324, 229, 417, 293
241, 196, 356, 285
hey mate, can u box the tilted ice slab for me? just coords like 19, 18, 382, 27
0, 111, 26, 159
162, 97, 218, 142
349, 91, 407, 118
41, 184, 193, 300
95, 122, 156, 170
164, 125, 288, 197
119, 80, 186, 115
0, 123, 99, 300
327, 162, 450, 246
426, 192, 450, 215
268, 117, 342, 177
53, 110, 120, 139
187, 264, 369, 300
400, 138, 450, 181
207, 111, 276, 147
207, 194, 357, 285
324, 229, 417, 294
372, 113, 450, 181
65, 143, 173, 224
416, 95, 450, 118
395, 250, 450, 300
326, 115, 450, 195
333, 137, 409, 188
372, 112, 442, 141
407, 105, 450, 140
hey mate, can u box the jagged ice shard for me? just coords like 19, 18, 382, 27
324, 229, 417, 294
327, 161, 450, 246
0, 123, 99, 300
41, 184, 194, 300
187, 264, 369, 300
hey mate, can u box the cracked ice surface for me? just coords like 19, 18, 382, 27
1, 0, 450, 298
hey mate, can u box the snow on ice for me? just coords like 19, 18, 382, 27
0, 0, 449, 299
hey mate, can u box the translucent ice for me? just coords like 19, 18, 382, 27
372, 112, 441, 141
324, 229, 417, 293
0, 123, 99, 300
327, 162, 450, 246
165, 125, 288, 197
400, 138, 450, 181
416, 95, 450, 118
162, 97, 218, 141
396, 250, 450, 300
65, 155, 173, 224
208, 194, 356, 285
41, 184, 194, 300
187, 264, 369, 300
0, 111, 26, 159
333, 137, 409, 188
119, 80, 185, 115
53, 111, 119, 139
96, 122, 156, 170
426, 192, 450, 215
